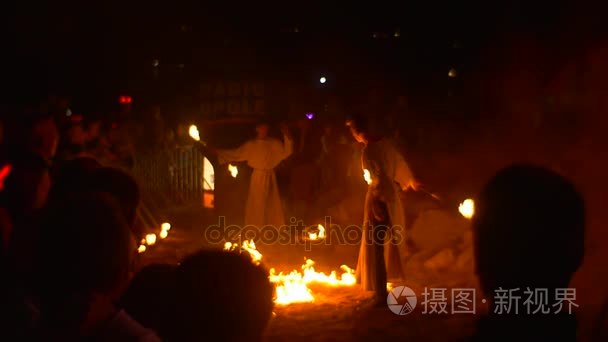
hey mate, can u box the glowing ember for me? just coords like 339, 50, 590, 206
226, 239, 356, 305
188, 125, 200, 141
363, 169, 372, 185
138, 245, 147, 253
145, 233, 157, 246
159, 230, 168, 239
228, 164, 238, 178
308, 224, 326, 241
459, 199, 475, 219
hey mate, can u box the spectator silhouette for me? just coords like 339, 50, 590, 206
120, 264, 178, 340
471, 164, 585, 341
1, 109, 57, 225
173, 251, 274, 341
36, 193, 159, 341
49, 156, 101, 200
0, 109, 58, 317
87, 167, 141, 229
0, 106, 60, 340
50, 163, 141, 237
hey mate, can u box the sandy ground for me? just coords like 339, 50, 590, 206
139, 207, 484, 341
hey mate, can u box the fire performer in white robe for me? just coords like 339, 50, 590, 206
347, 116, 418, 301
216, 121, 293, 229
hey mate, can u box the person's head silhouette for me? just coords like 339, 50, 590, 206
174, 250, 274, 341
473, 164, 585, 294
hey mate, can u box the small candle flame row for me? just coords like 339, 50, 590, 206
138, 222, 172, 253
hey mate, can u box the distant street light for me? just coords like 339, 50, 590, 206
319, 76, 327, 84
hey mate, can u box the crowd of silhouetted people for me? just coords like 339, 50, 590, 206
0, 102, 274, 341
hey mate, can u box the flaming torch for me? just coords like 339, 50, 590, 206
188, 125, 200, 141
145, 233, 157, 246
228, 164, 238, 178
459, 199, 475, 219
363, 169, 372, 185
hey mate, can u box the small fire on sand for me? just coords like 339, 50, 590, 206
307, 224, 326, 241
224, 239, 356, 305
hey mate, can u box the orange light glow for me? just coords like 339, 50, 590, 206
145, 233, 157, 246
225, 239, 356, 305
458, 199, 475, 219
228, 164, 238, 178
308, 224, 326, 241
188, 125, 200, 141
138, 245, 147, 253
363, 169, 372, 185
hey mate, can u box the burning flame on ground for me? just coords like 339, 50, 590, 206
189, 125, 200, 141
139, 223, 172, 253
228, 164, 238, 178
145, 233, 157, 246
308, 224, 326, 241
159, 222, 171, 239
459, 199, 475, 219
363, 169, 372, 185
224, 239, 356, 305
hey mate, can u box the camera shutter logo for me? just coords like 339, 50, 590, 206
387, 286, 417, 315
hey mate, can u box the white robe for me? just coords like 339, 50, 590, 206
217, 136, 293, 228
356, 138, 414, 291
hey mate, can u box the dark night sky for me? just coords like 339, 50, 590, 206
2, 0, 606, 109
